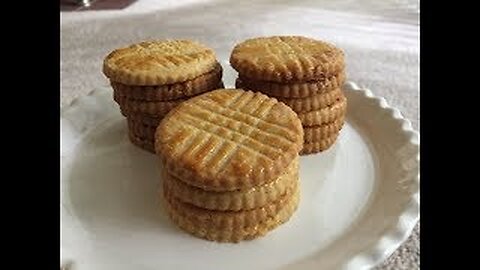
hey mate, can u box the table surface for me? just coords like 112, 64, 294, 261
60, 1, 419, 269
60, 0, 138, 11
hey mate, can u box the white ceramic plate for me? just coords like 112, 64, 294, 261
61, 76, 419, 270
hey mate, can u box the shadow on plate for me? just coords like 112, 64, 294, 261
67, 119, 179, 236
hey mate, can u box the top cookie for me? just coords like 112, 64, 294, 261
155, 89, 303, 191
103, 40, 217, 86
230, 36, 344, 83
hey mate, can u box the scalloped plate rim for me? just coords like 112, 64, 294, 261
60, 81, 419, 270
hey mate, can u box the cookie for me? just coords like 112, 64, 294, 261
298, 95, 347, 126
128, 120, 156, 141
164, 185, 300, 242
276, 88, 344, 113
155, 89, 304, 191
103, 40, 218, 85
230, 36, 344, 83
111, 63, 223, 101
128, 131, 155, 153
164, 156, 299, 211
164, 181, 297, 229
126, 113, 163, 127
236, 71, 345, 99
303, 116, 345, 143
114, 93, 184, 116
300, 134, 339, 155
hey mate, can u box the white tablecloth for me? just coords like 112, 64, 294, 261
61, 1, 419, 268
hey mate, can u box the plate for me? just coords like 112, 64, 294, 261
61, 76, 419, 270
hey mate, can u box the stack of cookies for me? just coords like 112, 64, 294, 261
155, 89, 304, 242
102, 40, 223, 153
231, 36, 347, 155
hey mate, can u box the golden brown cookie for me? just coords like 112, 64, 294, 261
236, 71, 345, 99
164, 156, 298, 211
103, 40, 218, 85
230, 36, 344, 83
300, 133, 339, 155
155, 89, 304, 191
303, 116, 345, 143
276, 88, 344, 113
111, 63, 223, 101
114, 93, 184, 116
298, 95, 347, 126
128, 131, 155, 153
164, 182, 296, 229
116, 83, 224, 117
164, 185, 300, 242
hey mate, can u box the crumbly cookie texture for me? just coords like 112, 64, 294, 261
155, 89, 304, 191
236, 71, 345, 98
103, 40, 217, 85
230, 36, 344, 83
164, 185, 300, 242
276, 88, 344, 113
303, 117, 345, 143
300, 134, 339, 155
164, 156, 298, 211
111, 63, 223, 101
297, 95, 347, 126
114, 93, 183, 115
